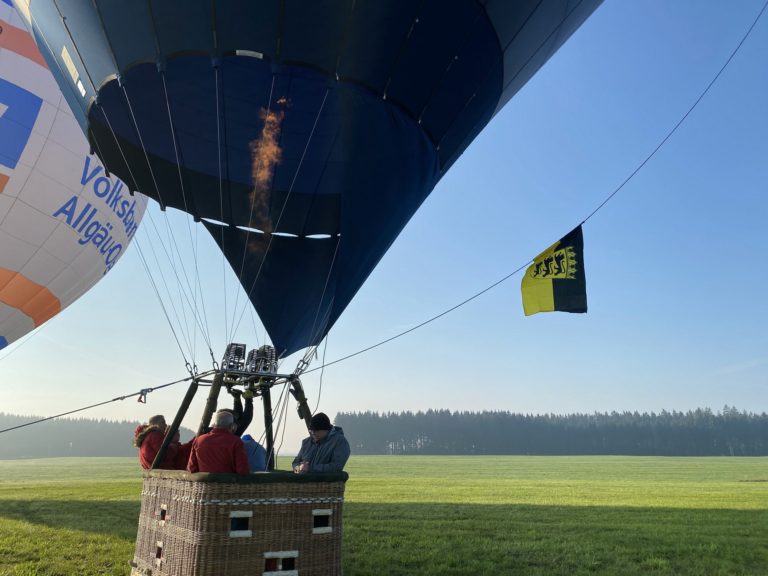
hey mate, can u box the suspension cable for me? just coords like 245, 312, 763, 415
95, 103, 202, 363
160, 72, 214, 356
214, 65, 230, 349
0, 373, 211, 435
118, 86, 215, 362
273, 380, 294, 462
138, 212, 198, 358
297, 0, 768, 376
133, 237, 194, 366
303, 260, 532, 375
312, 335, 330, 414
297, 235, 341, 372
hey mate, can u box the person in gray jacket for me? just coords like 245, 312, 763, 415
292, 412, 351, 474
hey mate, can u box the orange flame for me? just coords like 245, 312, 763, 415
246, 100, 288, 252
250, 108, 284, 192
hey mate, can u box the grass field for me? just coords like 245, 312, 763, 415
0, 456, 766, 575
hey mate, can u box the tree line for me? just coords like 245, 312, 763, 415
0, 413, 195, 459
334, 407, 768, 456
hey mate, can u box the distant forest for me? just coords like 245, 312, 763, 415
335, 407, 768, 456
0, 413, 195, 460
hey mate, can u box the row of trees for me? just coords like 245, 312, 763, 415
0, 413, 194, 459
334, 407, 768, 456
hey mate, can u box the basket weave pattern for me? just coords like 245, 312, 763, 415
131, 471, 347, 576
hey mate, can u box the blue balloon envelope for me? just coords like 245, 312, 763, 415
17, 0, 601, 355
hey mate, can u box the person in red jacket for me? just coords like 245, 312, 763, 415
187, 410, 250, 475
134, 415, 184, 470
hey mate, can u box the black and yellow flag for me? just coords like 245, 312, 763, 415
521, 225, 587, 316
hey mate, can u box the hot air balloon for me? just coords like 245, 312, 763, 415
0, 0, 147, 350
15, 2, 602, 574
15, 0, 601, 358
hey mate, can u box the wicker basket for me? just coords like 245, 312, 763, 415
130, 470, 348, 576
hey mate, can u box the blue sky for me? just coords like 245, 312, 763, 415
1, 0, 766, 452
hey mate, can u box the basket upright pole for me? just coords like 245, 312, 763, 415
151, 378, 199, 469
197, 372, 223, 436
260, 380, 276, 470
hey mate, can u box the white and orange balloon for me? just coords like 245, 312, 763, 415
0, 0, 147, 350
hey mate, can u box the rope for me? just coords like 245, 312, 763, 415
0, 373, 208, 435
299, 0, 768, 376
304, 261, 530, 374
579, 0, 768, 226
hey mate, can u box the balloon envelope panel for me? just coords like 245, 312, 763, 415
18, 0, 601, 356
0, 1, 147, 350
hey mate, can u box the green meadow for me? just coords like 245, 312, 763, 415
0, 456, 766, 575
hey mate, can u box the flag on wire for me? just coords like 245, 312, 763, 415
521, 225, 587, 316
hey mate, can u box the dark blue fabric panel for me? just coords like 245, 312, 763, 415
251, 235, 340, 356
437, 57, 502, 173
336, 0, 419, 93
419, 11, 500, 146
500, 0, 570, 88
56, 0, 115, 91
484, 0, 540, 48
92, 68, 182, 204
385, 0, 481, 122
269, 190, 341, 236
204, 226, 340, 356
215, 0, 279, 57
113, 67, 177, 164
94, 1, 156, 70
487, 0, 604, 112
326, 88, 440, 333
269, 74, 339, 199
150, 0, 212, 57
282, 0, 352, 72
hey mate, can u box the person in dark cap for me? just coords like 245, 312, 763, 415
292, 412, 350, 474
